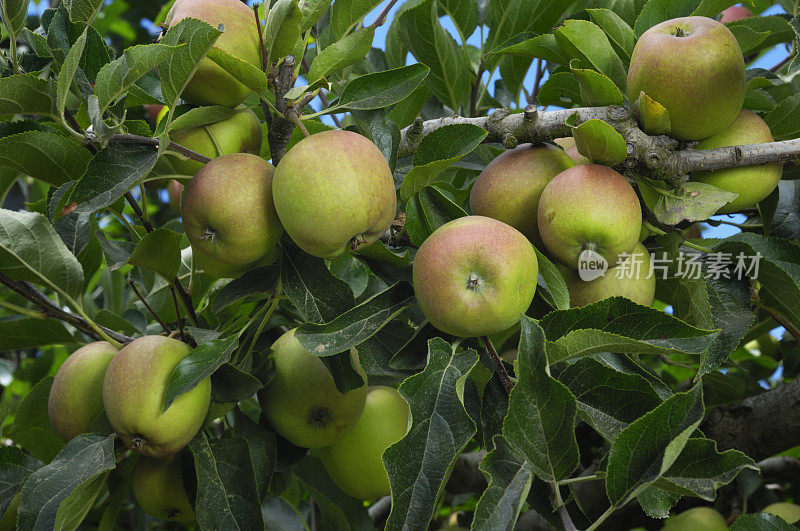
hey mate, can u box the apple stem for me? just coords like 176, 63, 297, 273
481, 336, 513, 395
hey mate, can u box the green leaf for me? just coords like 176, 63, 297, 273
485, 0, 574, 61
633, 91, 672, 136
0, 75, 57, 119
439, 0, 479, 39
485, 33, 568, 65
404, 185, 468, 247
56, 28, 88, 123
299, 0, 332, 32
61, 0, 104, 22
0, 319, 75, 350
570, 117, 627, 166
307, 27, 374, 82
587, 8, 635, 63
571, 63, 625, 106
730, 513, 796, 530
725, 15, 795, 52
163, 335, 238, 411
265, 0, 303, 59
128, 229, 183, 280
53, 471, 109, 531
652, 182, 739, 225
0, 446, 41, 514
295, 282, 416, 357
211, 265, 279, 313
330, 0, 381, 38
535, 248, 570, 311
698, 277, 755, 377
399, 124, 488, 202
691, 0, 739, 18
6, 377, 65, 463
206, 46, 269, 97
634, 0, 699, 38
293, 456, 373, 529
554, 19, 628, 91
472, 436, 533, 530
605, 385, 704, 506
231, 409, 276, 502
0, 0, 29, 40
765, 91, 800, 140
0, 132, 91, 187
384, 338, 479, 529
334, 63, 430, 111
537, 71, 581, 107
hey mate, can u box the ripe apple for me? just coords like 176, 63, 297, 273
165, 0, 262, 107
412, 216, 539, 337
182, 153, 282, 278
166, 108, 263, 176
559, 242, 655, 307
627, 16, 745, 140
553, 137, 590, 165
469, 143, 575, 247
320, 386, 410, 500
663, 507, 728, 530
134, 455, 195, 522
538, 164, 641, 268
167, 179, 184, 213
272, 130, 397, 259
260, 329, 367, 448
720, 6, 752, 23
763, 502, 800, 524
48, 341, 118, 440
103, 336, 211, 458
692, 109, 783, 214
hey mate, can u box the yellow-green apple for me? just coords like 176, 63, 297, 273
320, 386, 409, 500
538, 165, 641, 268
720, 6, 752, 23
182, 153, 282, 278
663, 507, 728, 530
166, 108, 262, 176
412, 216, 539, 337
553, 137, 590, 164
134, 455, 195, 522
167, 179, 183, 213
692, 109, 782, 214
559, 242, 655, 307
469, 143, 575, 247
763, 502, 800, 524
628, 17, 745, 140
272, 130, 397, 259
103, 336, 211, 457
260, 329, 367, 448
48, 341, 118, 440
165, 0, 262, 107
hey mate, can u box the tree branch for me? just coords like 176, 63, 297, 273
267, 55, 298, 165
109, 134, 212, 164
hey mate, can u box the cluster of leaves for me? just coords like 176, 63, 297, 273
0, 0, 799, 530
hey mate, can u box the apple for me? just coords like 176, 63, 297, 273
692, 110, 782, 214
165, 0, 262, 107
182, 153, 282, 278
134, 455, 195, 522
538, 164, 641, 269
272, 130, 397, 259
720, 6, 752, 23
553, 137, 590, 165
663, 507, 728, 530
166, 107, 263, 176
763, 502, 800, 524
412, 216, 539, 337
260, 329, 367, 448
559, 242, 655, 307
167, 179, 184, 213
48, 341, 117, 440
469, 143, 575, 247
0, 492, 19, 531
320, 386, 409, 500
103, 336, 211, 458
628, 16, 745, 140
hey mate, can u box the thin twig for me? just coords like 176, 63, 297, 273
370, 0, 400, 28
770, 50, 795, 72
530, 59, 545, 105
168, 285, 186, 342
128, 278, 170, 334
286, 109, 311, 137
301, 57, 342, 127
751, 289, 800, 344
481, 336, 513, 395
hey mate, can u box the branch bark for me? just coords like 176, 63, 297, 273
267, 55, 298, 165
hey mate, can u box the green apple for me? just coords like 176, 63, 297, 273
0, 492, 19, 531
320, 386, 409, 500
167, 179, 183, 213
553, 137, 590, 165
469, 143, 575, 247
103, 336, 211, 457
663, 507, 728, 530
720, 6, 752, 23
628, 16, 745, 140
763, 502, 800, 524
134, 455, 195, 522
165, 0, 262, 107
559, 242, 655, 307
273, 130, 397, 259
692, 110, 782, 214
48, 341, 117, 440
413, 216, 539, 337
538, 164, 641, 269
166, 107, 262, 176
260, 329, 367, 448
182, 153, 282, 278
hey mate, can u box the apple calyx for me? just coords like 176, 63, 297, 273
309, 407, 333, 428
674, 27, 688, 38
466, 272, 483, 292
200, 227, 217, 243
129, 433, 147, 450
166, 508, 181, 519
350, 234, 368, 251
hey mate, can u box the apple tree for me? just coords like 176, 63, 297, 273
1, 0, 800, 529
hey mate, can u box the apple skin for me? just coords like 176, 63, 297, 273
469, 143, 575, 247
553, 137, 590, 165
182, 153, 282, 278
134, 455, 195, 522
663, 507, 728, 530
166, 108, 263, 176
692, 110, 782, 214
538, 165, 641, 269
167, 179, 184, 213
48, 341, 118, 440
763, 502, 800, 524
273, 130, 397, 259
165, 0, 261, 107
260, 329, 367, 448
320, 386, 409, 500
103, 336, 211, 458
628, 16, 745, 141
559, 242, 655, 307
413, 216, 539, 337
720, 6, 752, 23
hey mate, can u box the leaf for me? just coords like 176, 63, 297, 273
554, 19, 628, 90
56, 28, 88, 123
299, 0, 332, 32
0, 209, 85, 302
330, 0, 381, 38
725, 15, 795, 52
334, 63, 430, 111
17, 434, 116, 531
404, 185, 468, 247
163, 336, 238, 411
384, 338, 479, 529
399, 124, 488, 202
765, 91, 800, 140
61, 0, 104, 22
96, 232, 135, 271
351, 108, 399, 171
0, 0, 29, 40
535, 248, 570, 311
295, 282, 416, 357
265, 0, 303, 60
212, 265, 280, 313
439, 0, 479, 39
698, 276, 755, 378
53, 471, 108, 531
472, 437, 533, 531
587, 8, 635, 63
6, 377, 65, 463
0, 447, 41, 515
206, 46, 269, 97
633, 91, 671, 136
504, 317, 579, 482
485, 33, 567, 65
485, 0, 574, 62
605, 385, 704, 506
0, 75, 57, 118
569, 117, 627, 166
571, 63, 625, 106
307, 27, 374, 82
128, 228, 183, 280
231, 409, 276, 502
0, 319, 75, 350
730, 513, 796, 530
634, 0, 699, 38
189, 436, 263, 530
653, 182, 739, 225
0, 132, 91, 187
537, 71, 581, 107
